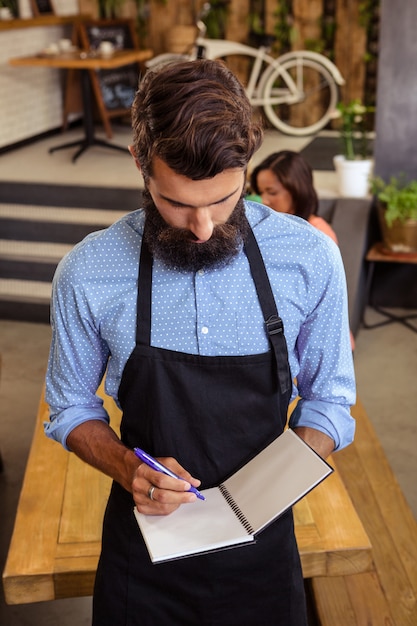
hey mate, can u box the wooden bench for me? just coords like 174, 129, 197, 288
2, 388, 372, 605
309, 397, 417, 625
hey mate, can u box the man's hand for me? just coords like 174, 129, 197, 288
132, 457, 202, 515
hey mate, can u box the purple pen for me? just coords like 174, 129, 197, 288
133, 447, 205, 501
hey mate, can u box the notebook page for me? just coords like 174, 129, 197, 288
223, 429, 333, 534
134, 486, 254, 563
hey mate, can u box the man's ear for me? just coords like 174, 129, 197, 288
128, 145, 141, 171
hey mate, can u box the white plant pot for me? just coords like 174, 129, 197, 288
333, 155, 373, 198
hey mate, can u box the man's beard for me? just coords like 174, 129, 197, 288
142, 190, 248, 272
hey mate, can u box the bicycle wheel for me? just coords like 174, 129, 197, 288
261, 56, 339, 136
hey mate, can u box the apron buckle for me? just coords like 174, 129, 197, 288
265, 315, 284, 336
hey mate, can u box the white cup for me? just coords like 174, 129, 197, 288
44, 43, 59, 56
98, 41, 115, 57
59, 38, 73, 52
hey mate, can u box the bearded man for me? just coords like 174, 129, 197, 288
45, 59, 355, 626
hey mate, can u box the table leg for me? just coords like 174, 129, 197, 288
362, 260, 417, 333
49, 69, 128, 163
366, 307, 417, 332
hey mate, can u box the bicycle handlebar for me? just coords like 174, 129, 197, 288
196, 20, 207, 38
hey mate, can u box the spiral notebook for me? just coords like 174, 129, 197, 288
134, 429, 333, 563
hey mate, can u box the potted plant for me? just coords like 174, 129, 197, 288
333, 99, 375, 198
370, 175, 417, 253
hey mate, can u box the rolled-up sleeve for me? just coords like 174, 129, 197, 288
44, 405, 110, 450
285, 230, 356, 451
289, 398, 355, 451
44, 240, 111, 450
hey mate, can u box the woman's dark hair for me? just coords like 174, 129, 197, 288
132, 59, 263, 181
250, 150, 318, 220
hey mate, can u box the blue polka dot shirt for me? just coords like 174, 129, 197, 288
45, 201, 356, 451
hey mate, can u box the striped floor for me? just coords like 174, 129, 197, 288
0, 202, 129, 313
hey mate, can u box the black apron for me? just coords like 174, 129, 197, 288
93, 223, 307, 626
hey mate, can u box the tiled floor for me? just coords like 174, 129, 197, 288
0, 125, 416, 625
0, 124, 340, 197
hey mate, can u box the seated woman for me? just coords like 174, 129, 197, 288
250, 150, 338, 243
250, 150, 354, 350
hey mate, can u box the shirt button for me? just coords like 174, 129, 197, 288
198, 269, 205, 276
201, 326, 209, 334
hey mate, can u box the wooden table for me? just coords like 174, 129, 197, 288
2, 391, 372, 605
9, 50, 153, 162
362, 242, 417, 333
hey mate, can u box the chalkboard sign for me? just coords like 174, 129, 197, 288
97, 67, 138, 110
84, 23, 135, 51
30, 0, 54, 15
77, 20, 141, 137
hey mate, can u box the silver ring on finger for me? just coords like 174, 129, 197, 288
148, 485, 156, 501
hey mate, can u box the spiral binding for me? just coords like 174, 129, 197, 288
218, 483, 255, 535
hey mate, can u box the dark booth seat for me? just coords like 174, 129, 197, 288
317, 197, 373, 337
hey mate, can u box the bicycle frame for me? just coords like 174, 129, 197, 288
193, 37, 344, 108
146, 23, 345, 136
194, 37, 278, 105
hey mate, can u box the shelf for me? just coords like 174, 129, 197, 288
0, 14, 91, 31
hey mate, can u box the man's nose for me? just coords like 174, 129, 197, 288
188, 208, 215, 242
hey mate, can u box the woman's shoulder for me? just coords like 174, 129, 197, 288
308, 215, 338, 244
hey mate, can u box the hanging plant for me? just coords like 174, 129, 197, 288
132, 0, 167, 47
97, 0, 126, 19
202, 0, 231, 40
134, 0, 151, 44
358, 0, 375, 30
272, 0, 293, 54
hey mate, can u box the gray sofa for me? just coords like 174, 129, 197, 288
317, 197, 374, 337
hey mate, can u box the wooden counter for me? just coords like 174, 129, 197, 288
8, 49, 153, 160
9, 49, 154, 70
2, 391, 372, 605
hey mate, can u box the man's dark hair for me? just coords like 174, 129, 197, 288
132, 59, 263, 181
250, 150, 319, 220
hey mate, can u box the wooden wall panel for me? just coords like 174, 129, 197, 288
223, 0, 250, 82
334, 0, 367, 102
148, 0, 185, 53
264, 0, 276, 35
225, 0, 250, 43
292, 0, 323, 50
79, 0, 373, 106
148, 0, 251, 55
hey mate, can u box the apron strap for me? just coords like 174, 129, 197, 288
136, 228, 152, 346
243, 224, 291, 395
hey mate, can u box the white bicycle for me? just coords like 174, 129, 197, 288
147, 7, 344, 137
